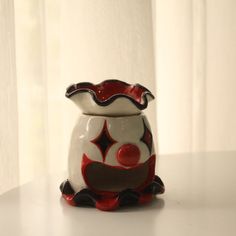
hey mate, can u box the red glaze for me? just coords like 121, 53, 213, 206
140, 119, 153, 155
62, 194, 76, 206
61, 167, 164, 211
138, 194, 153, 204
86, 81, 143, 103
68, 81, 145, 102
81, 153, 156, 196
96, 198, 120, 211
116, 144, 140, 167
66, 80, 154, 110
62, 192, 153, 211
91, 120, 117, 162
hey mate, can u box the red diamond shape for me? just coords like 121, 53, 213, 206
140, 119, 153, 155
91, 120, 117, 162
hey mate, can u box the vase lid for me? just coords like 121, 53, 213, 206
66, 79, 154, 116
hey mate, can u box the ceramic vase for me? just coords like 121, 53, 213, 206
60, 80, 164, 211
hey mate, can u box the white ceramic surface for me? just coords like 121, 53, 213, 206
68, 113, 154, 193
70, 93, 153, 116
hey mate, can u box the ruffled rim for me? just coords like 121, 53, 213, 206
66, 80, 154, 110
60, 175, 165, 211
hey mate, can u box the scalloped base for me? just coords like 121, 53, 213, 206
60, 175, 165, 211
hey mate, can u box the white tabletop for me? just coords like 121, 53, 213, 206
0, 151, 236, 236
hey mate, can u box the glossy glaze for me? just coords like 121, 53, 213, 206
67, 114, 156, 193
61, 80, 164, 210
66, 80, 154, 116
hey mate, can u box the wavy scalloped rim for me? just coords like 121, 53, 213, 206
60, 175, 164, 211
66, 80, 155, 110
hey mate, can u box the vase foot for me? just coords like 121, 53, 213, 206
60, 176, 165, 211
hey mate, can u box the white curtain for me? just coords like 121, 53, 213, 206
155, 0, 236, 154
0, 0, 236, 194
0, 0, 19, 194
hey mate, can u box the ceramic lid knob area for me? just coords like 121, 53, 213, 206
116, 144, 140, 167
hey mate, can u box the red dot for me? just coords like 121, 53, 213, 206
116, 144, 140, 167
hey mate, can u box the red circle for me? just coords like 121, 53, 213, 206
116, 144, 140, 167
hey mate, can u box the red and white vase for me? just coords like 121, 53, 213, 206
60, 80, 164, 211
